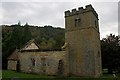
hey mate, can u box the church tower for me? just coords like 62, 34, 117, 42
65, 4, 102, 77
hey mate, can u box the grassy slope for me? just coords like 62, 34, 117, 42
2, 70, 119, 80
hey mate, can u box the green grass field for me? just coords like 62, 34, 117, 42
1, 70, 120, 80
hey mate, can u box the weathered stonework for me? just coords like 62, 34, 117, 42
7, 60, 17, 70
7, 49, 20, 71
65, 4, 102, 77
19, 51, 69, 76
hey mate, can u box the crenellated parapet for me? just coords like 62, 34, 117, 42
65, 4, 98, 18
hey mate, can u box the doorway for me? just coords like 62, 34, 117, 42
57, 60, 64, 75
16, 60, 20, 72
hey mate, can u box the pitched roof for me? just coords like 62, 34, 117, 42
21, 39, 40, 51
7, 49, 19, 60
7, 39, 40, 60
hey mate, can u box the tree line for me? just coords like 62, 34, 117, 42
101, 34, 120, 73
2, 22, 120, 74
2, 22, 65, 69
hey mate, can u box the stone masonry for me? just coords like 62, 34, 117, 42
19, 51, 69, 76
65, 4, 102, 77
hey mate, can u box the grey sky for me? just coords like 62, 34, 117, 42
0, 1, 119, 39
119, 1, 120, 36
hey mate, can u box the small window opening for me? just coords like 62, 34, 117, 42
75, 18, 81, 27
41, 57, 47, 66
31, 58, 36, 66
95, 20, 98, 28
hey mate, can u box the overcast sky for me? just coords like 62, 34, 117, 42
0, 0, 119, 39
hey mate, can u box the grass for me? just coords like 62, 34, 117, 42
2, 70, 54, 78
1, 70, 120, 80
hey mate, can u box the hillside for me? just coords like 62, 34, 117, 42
2, 24, 65, 69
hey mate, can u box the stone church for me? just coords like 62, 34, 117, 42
7, 4, 102, 77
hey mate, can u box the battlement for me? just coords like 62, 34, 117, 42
65, 4, 98, 18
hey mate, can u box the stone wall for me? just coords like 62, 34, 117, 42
19, 51, 69, 76
7, 60, 17, 70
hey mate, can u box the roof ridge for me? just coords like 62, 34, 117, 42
20, 39, 40, 51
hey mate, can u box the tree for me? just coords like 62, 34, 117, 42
2, 24, 32, 69
18, 21, 21, 26
40, 38, 47, 50
11, 25, 24, 48
2, 31, 14, 69
22, 23, 32, 45
47, 38, 56, 50
101, 34, 120, 73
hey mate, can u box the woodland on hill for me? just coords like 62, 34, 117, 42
2, 22, 120, 74
2, 22, 65, 69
